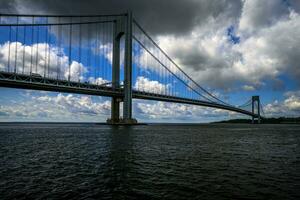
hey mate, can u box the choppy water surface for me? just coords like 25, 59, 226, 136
0, 123, 299, 199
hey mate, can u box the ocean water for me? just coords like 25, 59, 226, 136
0, 123, 299, 200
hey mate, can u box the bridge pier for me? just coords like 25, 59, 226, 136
110, 20, 121, 123
251, 96, 261, 124
123, 11, 136, 123
107, 11, 137, 125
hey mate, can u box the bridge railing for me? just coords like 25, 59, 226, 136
0, 14, 121, 87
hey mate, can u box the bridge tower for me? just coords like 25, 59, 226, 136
251, 96, 261, 124
108, 11, 137, 124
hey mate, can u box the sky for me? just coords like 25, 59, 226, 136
0, 0, 300, 122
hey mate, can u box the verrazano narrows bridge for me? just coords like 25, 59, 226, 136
0, 12, 263, 124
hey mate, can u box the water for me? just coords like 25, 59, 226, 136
0, 123, 299, 200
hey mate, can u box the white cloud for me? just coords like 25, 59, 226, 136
0, 92, 111, 121
0, 89, 240, 123
234, 10, 300, 82
0, 41, 118, 84
239, 0, 290, 33
0, 42, 57, 75
0, 41, 89, 81
88, 77, 109, 85
242, 85, 255, 91
0, 86, 246, 123
2, 88, 298, 123
156, 6, 300, 91
134, 99, 239, 122
99, 43, 113, 65
35, 93, 111, 115
284, 91, 300, 111
264, 90, 300, 117
64, 61, 87, 81
134, 76, 170, 94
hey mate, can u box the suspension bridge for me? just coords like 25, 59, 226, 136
0, 12, 264, 124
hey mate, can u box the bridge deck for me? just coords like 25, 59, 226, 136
0, 72, 258, 117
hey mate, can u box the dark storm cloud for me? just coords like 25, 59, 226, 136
0, 0, 243, 36
0, 1, 17, 13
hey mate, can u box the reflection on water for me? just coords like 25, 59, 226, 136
0, 123, 299, 199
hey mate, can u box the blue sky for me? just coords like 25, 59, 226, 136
0, 0, 300, 122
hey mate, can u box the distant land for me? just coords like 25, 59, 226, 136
0, 117, 300, 125
214, 117, 300, 124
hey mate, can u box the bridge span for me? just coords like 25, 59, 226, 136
0, 12, 262, 124
0, 71, 260, 119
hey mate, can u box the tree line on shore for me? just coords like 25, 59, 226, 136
215, 117, 300, 124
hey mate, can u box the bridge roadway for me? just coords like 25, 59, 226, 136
0, 71, 258, 118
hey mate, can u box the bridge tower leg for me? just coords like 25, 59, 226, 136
123, 11, 137, 124
251, 96, 261, 124
110, 20, 122, 124
107, 11, 137, 124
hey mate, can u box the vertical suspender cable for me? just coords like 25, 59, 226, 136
108, 21, 111, 83
168, 59, 171, 96
104, 18, 108, 82
106, 20, 110, 83
132, 24, 135, 89
91, 24, 96, 84
171, 63, 174, 97
99, 21, 102, 83
141, 30, 144, 92
14, 16, 19, 74
169, 61, 171, 97
35, 20, 40, 73
100, 22, 104, 82
138, 40, 140, 91
78, 17, 82, 82
98, 20, 101, 82
44, 17, 48, 78
95, 22, 99, 83
162, 55, 169, 95
144, 34, 148, 92
105, 21, 108, 83
160, 52, 163, 94
8, 24, 12, 72
164, 54, 167, 95
47, 21, 51, 78
30, 17, 34, 76
22, 20, 26, 74
137, 35, 140, 91
109, 19, 112, 83
57, 17, 61, 80
68, 18, 73, 82
161, 54, 168, 95
144, 32, 148, 93
87, 21, 91, 82
159, 49, 165, 94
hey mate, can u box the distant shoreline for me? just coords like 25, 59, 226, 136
213, 117, 300, 124
0, 118, 300, 125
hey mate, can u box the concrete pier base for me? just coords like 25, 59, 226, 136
106, 118, 138, 125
